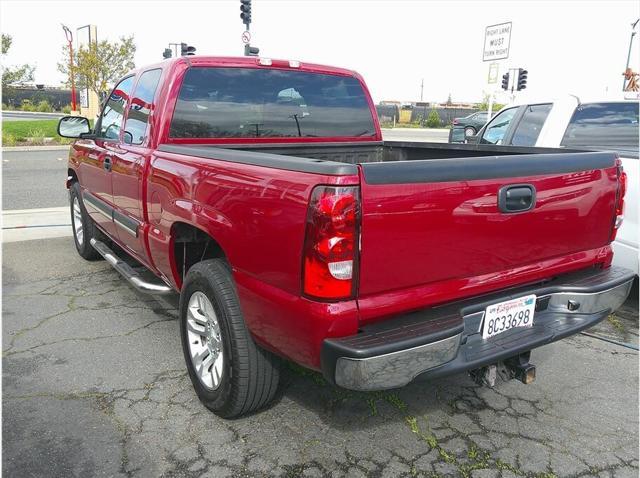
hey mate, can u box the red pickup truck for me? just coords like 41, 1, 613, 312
58, 56, 634, 418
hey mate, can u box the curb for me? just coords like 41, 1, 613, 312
3, 145, 70, 152
2, 110, 64, 117
381, 128, 450, 132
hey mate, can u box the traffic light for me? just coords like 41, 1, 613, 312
517, 68, 528, 91
501, 72, 510, 91
244, 44, 260, 56
162, 48, 172, 59
240, 0, 252, 28
180, 43, 196, 56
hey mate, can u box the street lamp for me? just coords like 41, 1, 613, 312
62, 24, 77, 112
623, 18, 639, 91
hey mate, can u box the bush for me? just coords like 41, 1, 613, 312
61, 104, 72, 114
20, 99, 37, 112
2, 131, 18, 146
36, 100, 54, 112
27, 128, 46, 145
426, 109, 441, 128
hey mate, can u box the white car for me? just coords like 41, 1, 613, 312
474, 95, 639, 275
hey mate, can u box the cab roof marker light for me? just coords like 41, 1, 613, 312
258, 58, 272, 66
289, 60, 301, 68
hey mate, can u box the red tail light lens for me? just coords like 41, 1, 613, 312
611, 162, 627, 241
303, 186, 360, 300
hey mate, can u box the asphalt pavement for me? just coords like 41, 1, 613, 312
2, 237, 638, 478
2, 148, 70, 210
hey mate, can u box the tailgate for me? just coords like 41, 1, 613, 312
357, 152, 619, 314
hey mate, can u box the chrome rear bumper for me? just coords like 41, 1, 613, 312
322, 266, 635, 391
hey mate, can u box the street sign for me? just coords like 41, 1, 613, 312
241, 31, 251, 44
483, 22, 512, 62
488, 63, 499, 84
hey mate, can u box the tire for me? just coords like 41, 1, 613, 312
464, 126, 476, 137
180, 259, 280, 418
69, 182, 103, 261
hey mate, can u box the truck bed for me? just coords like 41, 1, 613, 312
156, 141, 620, 325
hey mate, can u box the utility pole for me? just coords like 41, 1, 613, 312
623, 18, 639, 90
61, 24, 77, 112
420, 79, 424, 102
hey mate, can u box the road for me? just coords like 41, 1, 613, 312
2, 148, 70, 210
1, 131, 448, 211
2, 111, 64, 121
2, 237, 638, 478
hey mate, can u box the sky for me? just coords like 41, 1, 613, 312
1, 0, 638, 104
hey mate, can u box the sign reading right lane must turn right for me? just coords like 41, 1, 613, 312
483, 21, 512, 62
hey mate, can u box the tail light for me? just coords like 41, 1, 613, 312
452, 119, 459, 125
611, 161, 627, 241
303, 186, 360, 300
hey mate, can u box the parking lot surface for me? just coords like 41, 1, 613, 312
3, 237, 638, 478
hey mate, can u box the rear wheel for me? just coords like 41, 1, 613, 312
69, 182, 102, 261
464, 126, 476, 137
180, 259, 280, 418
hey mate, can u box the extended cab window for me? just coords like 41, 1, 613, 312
480, 107, 517, 145
124, 69, 162, 145
561, 102, 639, 153
510, 103, 552, 146
98, 76, 134, 140
170, 67, 376, 139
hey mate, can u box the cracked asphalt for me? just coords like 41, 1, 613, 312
3, 237, 639, 478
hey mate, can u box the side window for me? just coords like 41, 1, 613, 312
510, 103, 552, 146
480, 107, 518, 145
123, 69, 162, 145
98, 76, 134, 140
561, 102, 639, 153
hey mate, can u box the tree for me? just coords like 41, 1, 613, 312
446, 93, 453, 106
426, 109, 441, 128
477, 93, 505, 112
58, 36, 136, 98
1, 34, 36, 89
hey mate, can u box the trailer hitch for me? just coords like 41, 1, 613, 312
469, 352, 536, 387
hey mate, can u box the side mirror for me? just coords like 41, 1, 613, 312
465, 134, 479, 144
58, 116, 91, 138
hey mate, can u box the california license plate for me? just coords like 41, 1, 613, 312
482, 294, 536, 339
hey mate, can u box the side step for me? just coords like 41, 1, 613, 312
90, 238, 174, 295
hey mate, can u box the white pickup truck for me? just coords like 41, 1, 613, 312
471, 95, 639, 276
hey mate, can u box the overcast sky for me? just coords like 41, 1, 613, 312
1, 0, 638, 104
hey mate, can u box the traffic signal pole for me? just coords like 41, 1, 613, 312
240, 0, 259, 56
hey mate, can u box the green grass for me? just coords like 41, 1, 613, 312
2, 119, 59, 141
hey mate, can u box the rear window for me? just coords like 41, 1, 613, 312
510, 103, 552, 146
561, 102, 639, 153
170, 67, 376, 139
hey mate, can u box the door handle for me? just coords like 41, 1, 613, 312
498, 184, 536, 213
103, 156, 113, 172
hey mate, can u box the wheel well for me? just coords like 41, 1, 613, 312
172, 222, 225, 282
68, 168, 78, 183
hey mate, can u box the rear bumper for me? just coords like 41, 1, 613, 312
321, 266, 635, 391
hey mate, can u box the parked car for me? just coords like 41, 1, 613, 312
451, 111, 490, 137
58, 57, 634, 418
467, 95, 639, 277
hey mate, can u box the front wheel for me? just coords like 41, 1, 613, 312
69, 182, 102, 260
180, 259, 280, 418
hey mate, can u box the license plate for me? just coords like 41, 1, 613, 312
482, 294, 536, 339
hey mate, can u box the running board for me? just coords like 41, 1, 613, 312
90, 238, 173, 295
